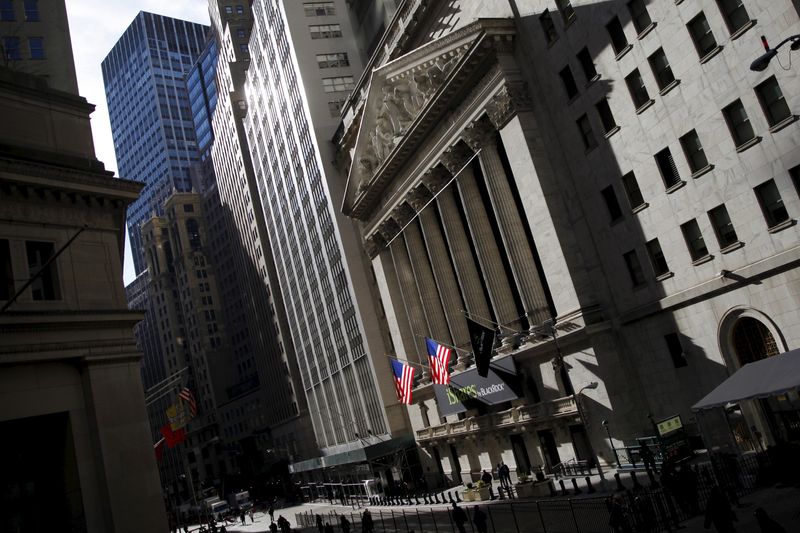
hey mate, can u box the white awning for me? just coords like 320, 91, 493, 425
692, 348, 800, 411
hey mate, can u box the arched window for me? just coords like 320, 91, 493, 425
731, 317, 779, 366
185, 219, 201, 250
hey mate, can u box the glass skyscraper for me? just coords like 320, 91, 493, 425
102, 12, 209, 273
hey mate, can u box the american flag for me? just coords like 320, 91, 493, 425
426, 338, 452, 385
391, 359, 415, 405
178, 387, 197, 417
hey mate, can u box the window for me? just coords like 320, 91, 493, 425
556, 0, 575, 25
722, 99, 756, 147
235, 4, 244, 14
316, 52, 349, 69
680, 130, 709, 173
236, 28, 246, 38
623, 250, 646, 287
754, 179, 790, 228
606, 16, 629, 55
791, 165, 800, 196
755, 76, 792, 127
309, 24, 342, 39
576, 47, 597, 82
328, 99, 345, 117
687, 13, 718, 59
716, 0, 750, 34
627, 0, 652, 34
3, 36, 20, 60
595, 99, 617, 134
224, 5, 233, 14
655, 147, 681, 188
26, 241, 60, 300
304, 1, 336, 16
646, 239, 670, 277
24, 0, 38, 21
322, 76, 354, 93
648, 48, 675, 90
601, 186, 623, 222
539, 10, 558, 44
576, 114, 597, 150
559, 65, 579, 100
28, 36, 44, 59
183, 204, 194, 213
0, 0, 14, 21
664, 333, 688, 368
708, 204, 739, 248
239, 43, 248, 54
621, 171, 645, 209
681, 219, 709, 261
625, 69, 651, 109
0, 239, 12, 300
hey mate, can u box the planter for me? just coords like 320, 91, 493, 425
461, 490, 474, 502
474, 486, 491, 501
514, 480, 553, 499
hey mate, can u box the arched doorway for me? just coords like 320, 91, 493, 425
731, 317, 780, 366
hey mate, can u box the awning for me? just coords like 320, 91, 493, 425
692, 348, 800, 411
289, 434, 416, 474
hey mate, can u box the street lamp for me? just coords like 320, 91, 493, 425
601, 420, 621, 468
574, 381, 606, 489
750, 34, 800, 72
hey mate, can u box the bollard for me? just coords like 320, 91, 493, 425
434, 492, 441, 504
455, 490, 462, 503
423, 493, 430, 504
585, 476, 595, 494
615, 472, 626, 492
571, 478, 582, 495
448, 492, 454, 504
549, 481, 557, 497
415, 494, 420, 505
630, 471, 642, 489
498, 486, 505, 500
559, 479, 569, 496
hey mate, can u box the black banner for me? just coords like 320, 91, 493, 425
467, 318, 495, 378
433, 355, 520, 416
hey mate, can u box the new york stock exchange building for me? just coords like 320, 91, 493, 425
335, 0, 800, 488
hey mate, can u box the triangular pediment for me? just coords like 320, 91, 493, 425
343, 19, 515, 220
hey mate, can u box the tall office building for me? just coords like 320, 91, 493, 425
339, 0, 800, 485
102, 13, 209, 273
242, 0, 414, 483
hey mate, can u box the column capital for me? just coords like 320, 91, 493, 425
421, 165, 450, 194
439, 143, 474, 175
364, 232, 387, 259
407, 185, 433, 211
462, 118, 497, 152
377, 218, 402, 242
391, 201, 416, 227
486, 83, 534, 130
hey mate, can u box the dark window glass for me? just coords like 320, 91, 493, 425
559, 65, 579, 99
625, 69, 650, 109
28, 36, 43, 59
0, 0, 14, 21
646, 239, 670, 277
539, 9, 558, 44
708, 204, 738, 248
681, 219, 709, 261
716, 0, 750, 33
680, 130, 709, 172
0, 239, 12, 300
183, 204, 194, 212
236, 28, 246, 38
236, 4, 244, 14
623, 250, 646, 286
755, 76, 792, 127
621, 172, 645, 209
790, 165, 800, 197
304, 1, 336, 16
595, 99, 617, 133
3, 36, 20, 60
655, 147, 681, 188
601, 186, 623, 222
26, 241, 60, 300
606, 16, 629, 54
577, 114, 597, 150
556, 0, 576, 24
754, 179, 790, 228
627, 0, 652, 34
687, 13, 718, 58
648, 48, 675, 90
24, 0, 37, 21
665, 333, 688, 368
576, 47, 597, 81
723, 99, 755, 147
224, 5, 232, 14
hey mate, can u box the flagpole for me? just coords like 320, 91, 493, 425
459, 309, 526, 334
384, 353, 429, 372
413, 333, 471, 354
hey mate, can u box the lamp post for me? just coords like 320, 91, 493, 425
180, 470, 200, 524
750, 34, 800, 71
602, 420, 620, 468
574, 381, 606, 489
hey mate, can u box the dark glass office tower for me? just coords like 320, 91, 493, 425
102, 12, 209, 273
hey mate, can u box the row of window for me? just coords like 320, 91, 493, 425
223, 4, 245, 15
322, 75, 354, 93
304, 1, 336, 17
316, 52, 349, 69
1, 36, 44, 60
618, 171, 797, 289
0, 0, 38, 22
0, 239, 59, 301
309, 23, 341, 39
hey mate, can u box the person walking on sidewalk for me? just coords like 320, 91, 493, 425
361, 509, 374, 533
451, 502, 468, 533
481, 469, 494, 499
472, 506, 488, 533
339, 514, 350, 533
704, 487, 737, 533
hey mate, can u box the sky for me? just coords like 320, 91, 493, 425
65, 0, 211, 285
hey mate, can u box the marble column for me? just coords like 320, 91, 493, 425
462, 118, 550, 328
407, 184, 471, 368
441, 143, 522, 339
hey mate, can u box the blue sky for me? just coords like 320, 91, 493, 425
66, 0, 210, 284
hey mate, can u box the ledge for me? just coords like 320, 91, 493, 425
691, 254, 714, 266
730, 20, 756, 41
632, 202, 649, 214
659, 79, 680, 96
691, 164, 714, 179
720, 241, 744, 254
675, 0, 684, 4
637, 22, 657, 40
699, 46, 723, 64
767, 218, 796, 234
585, 74, 601, 88
665, 180, 686, 194
603, 125, 621, 139
614, 44, 633, 61
735, 136, 762, 153
635, 99, 655, 114
768, 115, 799, 134
656, 271, 675, 282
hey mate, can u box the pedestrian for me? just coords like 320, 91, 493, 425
639, 444, 657, 473
480, 469, 494, 499
754, 507, 787, 533
316, 513, 324, 533
219, 526, 227, 533
240, 509, 246, 525
472, 506, 488, 533
324, 523, 334, 533
269, 522, 278, 533
250, 508, 255, 523
451, 501, 468, 533
495, 462, 504, 488
361, 509, 374, 533
277, 514, 291, 533
704, 487, 737, 533
269, 503, 275, 523
340, 514, 350, 533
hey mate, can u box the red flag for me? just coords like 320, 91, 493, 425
160, 424, 187, 448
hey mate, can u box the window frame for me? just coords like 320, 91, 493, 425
601, 185, 623, 222
647, 48, 676, 91
595, 98, 617, 134
722, 99, 756, 148
3, 36, 21, 60
559, 65, 579, 100
24, 0, 39, 21
755, 76, 792, 127
655, 147, 682, 189
623, 249, 647, 287
309, 23, 342, 39
716, 0, 750, 34
646, 239, 670, 277
687, 13, 718, 59
680, 219, 710, 262
28, 36, 44, 59
304, 1, 336, 17
539, 9, 558, 45
576, 114, 598, 151
708, 204, 739, 249
0, 0, 14, 21
624, 68, 651, 110
754, 179, 790, 229
25, 240, 61, 301
627, 0, 653, 35
576, 47, 598, 82
621, 171, 646, 210
316, 52, 349, 69
665, 333, 688, 368
606, 16, 629, 55
679, 129, 709, 174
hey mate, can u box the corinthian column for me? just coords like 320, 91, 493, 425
441, 143, 522, 338
462, 118, 550, 327
407, 184, 470, 368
